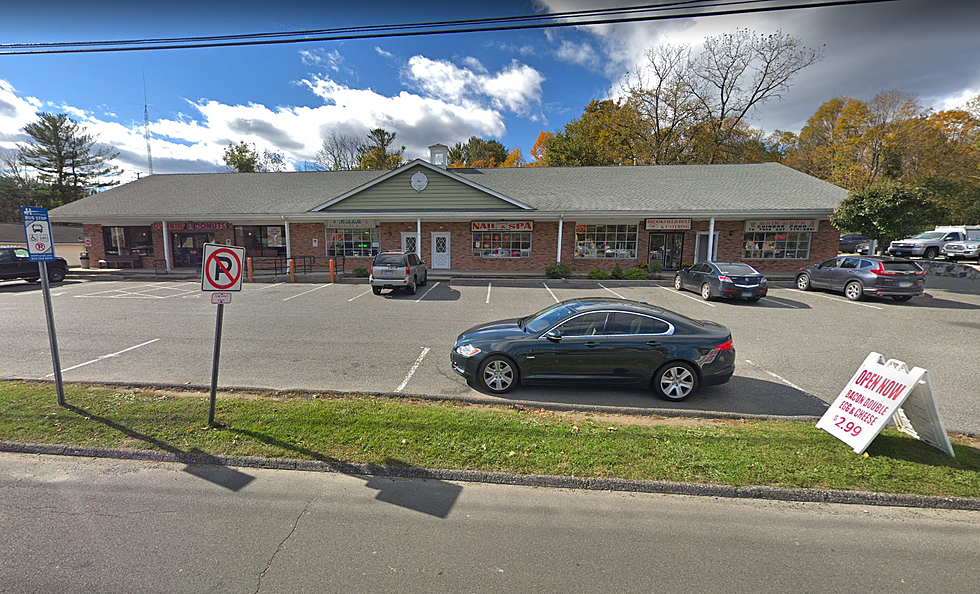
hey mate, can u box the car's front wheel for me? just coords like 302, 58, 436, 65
653, 362, 699, 402
796, 273, 811, 291
477, 355, 518, 394
48, 268, 66, 283
924, 247, 939, 260
673, 275, 683, 291
405, 276, 417, 295
419, 271, 427, 286
844, 281, 864, 301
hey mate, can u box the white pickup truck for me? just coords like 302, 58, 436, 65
887, 226, 980, 260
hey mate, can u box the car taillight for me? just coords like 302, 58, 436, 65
718, 275, 732, 283
870, 263, 898, 276
915, 269, 927, 276
715, 339, 733, 351
370, 265, 374, 275
406, 266, 411, 275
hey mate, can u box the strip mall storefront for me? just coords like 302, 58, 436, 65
81, 216, 836, 275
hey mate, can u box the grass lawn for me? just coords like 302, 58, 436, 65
2, 381, 979, 499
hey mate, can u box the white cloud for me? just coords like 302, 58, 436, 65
375, 46, 393, 59
404, 56, 544, 116
555, 40, 599, 70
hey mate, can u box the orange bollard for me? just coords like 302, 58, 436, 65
289, 259, 295, 283
247, 257, 253, 283
329, 258, 335, 283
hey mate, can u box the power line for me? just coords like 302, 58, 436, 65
0, 0, 901, 56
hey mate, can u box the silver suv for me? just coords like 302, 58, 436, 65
370, 251, 427, 295
942, 236, 980, 262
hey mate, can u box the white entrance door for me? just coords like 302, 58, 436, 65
694, 232, 719, 263
401, 232, 418, 256
431, 232, 451, 269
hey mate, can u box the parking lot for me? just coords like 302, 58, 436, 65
2, 276, 979, 435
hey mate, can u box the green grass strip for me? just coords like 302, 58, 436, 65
2, 381, 979, 499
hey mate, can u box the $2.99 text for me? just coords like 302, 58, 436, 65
833, 416, 862, 436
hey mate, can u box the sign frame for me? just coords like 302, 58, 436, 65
21, 206, 55, 262
201, 243, 245, 292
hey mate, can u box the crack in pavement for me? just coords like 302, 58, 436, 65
253, 493, 316, 594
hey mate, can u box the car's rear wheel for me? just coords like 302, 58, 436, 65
673, 275, 683, 291
796, 273, 811, 291
700, 283, 712, 301
653, 362, 699, 402
844, 281, 864, 301
891, 295, 913, 302
372, 286, 382, 295
924, 247, 939, 259
477, 355, 518, 394
48, 268, 66, 283
405, 277, 417, 295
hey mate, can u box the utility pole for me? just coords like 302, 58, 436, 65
143, 73, 154, 176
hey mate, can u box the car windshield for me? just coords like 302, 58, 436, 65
521, 303, 573, 333
717, 263, 759, 275
911, 232, 944, 240
373, 254, 407, 266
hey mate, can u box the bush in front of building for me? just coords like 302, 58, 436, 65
588, 268, 610, 280
610, 264, 625, 279
353, 267, 369, 277
624, 267, 647, 280
544, 262, 572, 278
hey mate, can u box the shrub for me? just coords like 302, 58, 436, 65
610, 263, 625, 279
544, 262, 572, 278
588, 268, 610, 280
636, 261, 649, 270
352, 267, 369, 278
624, 267, 647, 280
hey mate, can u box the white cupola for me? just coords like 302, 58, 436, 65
428, 143, 449, 169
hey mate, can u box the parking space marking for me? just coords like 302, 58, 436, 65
415, 281, 440, 302
395, 346, 430, 392
256, 282, 285, 290
282, 283, 332, 301
658, 285, 716, 307
598, 284, 626, 299
486, 282, 492, 304
543, 282, 559, 303
761, 297, 801, 309
75, 282, 198, 299
348, 289, 371, 302
46, 338, 160, 377
803, 291, 883, 310
744, 360, 825, 406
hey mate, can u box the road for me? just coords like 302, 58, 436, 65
1, 451, 977, 594
2, 278, 979, 432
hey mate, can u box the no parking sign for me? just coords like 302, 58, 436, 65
201, 243, 245, 292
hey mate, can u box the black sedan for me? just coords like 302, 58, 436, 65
673, 261, 767, 301
451, 297, 735, 401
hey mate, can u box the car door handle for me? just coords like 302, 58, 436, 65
584, 341, 600, 348
647, 341, 662, 347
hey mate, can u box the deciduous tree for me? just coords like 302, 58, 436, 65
313, 131, 364, 171
830, 181, 944, 247
222, 141, 286, 172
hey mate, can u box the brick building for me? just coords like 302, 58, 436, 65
49, 145, 846, 276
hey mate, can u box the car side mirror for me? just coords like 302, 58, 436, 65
544, 329, 561, 342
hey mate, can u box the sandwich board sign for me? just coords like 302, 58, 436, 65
816, 352, 954, 457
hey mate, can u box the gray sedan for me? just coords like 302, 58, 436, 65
795, 256, 925, 301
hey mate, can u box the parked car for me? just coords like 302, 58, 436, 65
369, 251, 427, 295
887, 226, 979, 259
673, 261, 768, 302
941, 236, 980, 262
855, 242, 872, 256
451, 297, 735, 401
795, 256, 925, 302
0, 246, 68, 283
839, 233, 871, 253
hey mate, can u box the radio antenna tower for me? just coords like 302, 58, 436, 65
143, 73, 154, 176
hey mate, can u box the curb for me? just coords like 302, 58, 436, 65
3, 440, 978, 511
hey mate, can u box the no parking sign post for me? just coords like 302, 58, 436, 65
201, 243, 245, 426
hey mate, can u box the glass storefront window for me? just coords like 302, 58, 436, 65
574, 224, 637, 259
326, 228, 380, 257
472, 231, 531, 258
743, 231, 812, 259
235, 226, 285, 256
102, 226, 153, 256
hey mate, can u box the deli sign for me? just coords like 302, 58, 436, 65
472, 221, 533, 231
645, 218, 691, 230
744, 220, 817, 233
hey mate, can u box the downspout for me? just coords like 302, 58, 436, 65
556, 214, 564, 263
417, 218, 421, 257
283, 216, 292, 275
162, 221, 172, 272
708, 217, 716, 261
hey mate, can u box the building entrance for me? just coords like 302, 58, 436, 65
171, 233, 214, 268
648, 232, 685, 270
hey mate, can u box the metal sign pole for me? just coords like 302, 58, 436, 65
208, 302, 224, 426
39, 262, 65, 406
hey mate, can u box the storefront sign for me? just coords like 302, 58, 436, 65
816, 352, 954, 456
472, 221, 534, 231
325, 219, 377, 228
152, 221, 229, 231
744, 220, 817, 233
645, 218, 691, 230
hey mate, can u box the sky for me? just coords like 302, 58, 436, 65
0, 0, 978, 183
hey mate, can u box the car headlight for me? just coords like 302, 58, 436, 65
913, 243, 925, 248
454, 344, 481, 357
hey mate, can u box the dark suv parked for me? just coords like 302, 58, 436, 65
795, 256, 925, 302
0, 246, 69, 283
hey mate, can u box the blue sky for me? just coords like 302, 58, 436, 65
1, 0, 978, 182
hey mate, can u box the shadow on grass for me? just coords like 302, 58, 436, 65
866, 433, 980, 471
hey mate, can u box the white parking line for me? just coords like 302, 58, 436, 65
744, 360, 825, 406
658, 286, 715, 307
598, 283, 626, 299
395, 347, 430, 393
257, 282, 284, 290
415, 281, 440, 302
543, 282, 559, 303
761, 297, 801, 309
46, 338, 160, 377
348, 289, 371, 302
804, 292, 883, 310
486, 282, 492, 304
282, 283, 332, 301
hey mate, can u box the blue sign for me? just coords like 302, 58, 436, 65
22, 206, 55, 262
